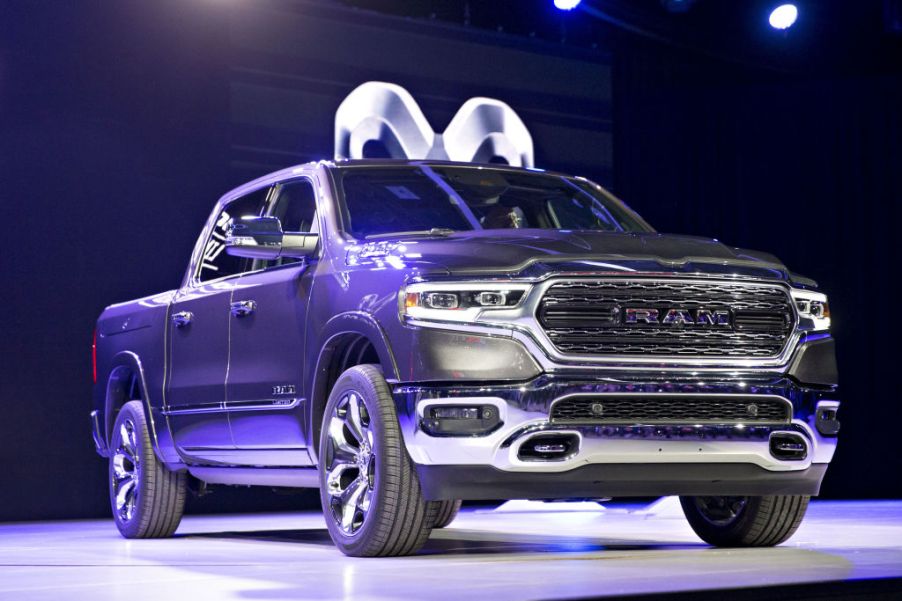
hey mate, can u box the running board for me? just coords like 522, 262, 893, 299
188, 466, 319, 488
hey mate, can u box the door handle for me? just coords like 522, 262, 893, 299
171, 311, 193, 328
230, 300, 257, 318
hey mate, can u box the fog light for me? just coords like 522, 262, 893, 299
421, 404, 502, 436
432, 406, 480, 419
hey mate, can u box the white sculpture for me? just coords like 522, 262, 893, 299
335, 81, 534, 167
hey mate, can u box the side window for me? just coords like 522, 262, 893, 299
263, 179, 318, 268
197, 187, 270, 283
269, 179, 317, 233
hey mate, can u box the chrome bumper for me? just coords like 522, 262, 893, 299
393, 378, 839, 476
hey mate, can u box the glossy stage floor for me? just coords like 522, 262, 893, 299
1, 499, 901, 601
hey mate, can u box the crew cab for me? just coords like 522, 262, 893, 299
92, 160, 839, 556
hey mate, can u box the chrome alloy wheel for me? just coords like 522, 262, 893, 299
111, 420, 140, 523
324, 392, 375, 536
694, 496, 748, 526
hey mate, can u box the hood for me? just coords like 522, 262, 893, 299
346, 229, 792, 281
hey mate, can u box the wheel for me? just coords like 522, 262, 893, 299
430, 500, 462, 529
680, 495, 810, 547
109, 400, 187, 538
318, 364, 437, 557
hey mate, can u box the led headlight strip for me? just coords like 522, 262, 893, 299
401, 282, 532, 323
790, 289, 831, 332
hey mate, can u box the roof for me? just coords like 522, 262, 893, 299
330, 158, 568, 176
219, 159, 579, 205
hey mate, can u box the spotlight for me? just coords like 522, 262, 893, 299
554, 0, 582, 11
769, 4, 798, 29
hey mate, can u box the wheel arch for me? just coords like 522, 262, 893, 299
307, 312, 399, 464
103, 351, 165, 461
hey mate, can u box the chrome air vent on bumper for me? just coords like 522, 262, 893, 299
550, 394, 793, 425
538, 280, 794, 358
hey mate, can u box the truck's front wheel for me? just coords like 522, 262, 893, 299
318, 365, 437, 556
109, 400, 186, 538
680, 495, 810, 547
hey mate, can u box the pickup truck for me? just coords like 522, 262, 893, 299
92, 160, 840, 556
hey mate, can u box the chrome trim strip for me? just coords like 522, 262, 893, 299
226, 397, 303, 412
163, 397, 303, 416
162, 404, 225, 416
768, 430, 810, 460
817, 400, 840, 413
409, 269, 792, 286
514, 430, 582, 462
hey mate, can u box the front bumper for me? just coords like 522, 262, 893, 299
414, 463, 829, 500
393, 373, 839, 500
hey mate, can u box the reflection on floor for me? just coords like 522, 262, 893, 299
1, 499, 901, 601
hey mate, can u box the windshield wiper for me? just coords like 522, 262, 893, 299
364, 228, 459, 240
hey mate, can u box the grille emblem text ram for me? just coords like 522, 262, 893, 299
624, 308, 731, 326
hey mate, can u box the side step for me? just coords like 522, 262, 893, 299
188, 466, 320, 488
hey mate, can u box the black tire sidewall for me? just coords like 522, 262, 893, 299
432, 499, 462, 529
681, 495, 757, 546
109, 400, 152, 538
318, 366, 400, 554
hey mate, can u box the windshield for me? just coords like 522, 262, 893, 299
333, 165, 653, 239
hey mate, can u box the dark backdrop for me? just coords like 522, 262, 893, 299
1, 0, 900, 522
0, 0, 613, 521
613, 45, 902, 502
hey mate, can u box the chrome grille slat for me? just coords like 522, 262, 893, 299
539, 280, 794, 358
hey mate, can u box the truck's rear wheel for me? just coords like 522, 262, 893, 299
109, 400, 186, 538
318, 365, 437, 556
680, 495, 810, 547
430, 500, 462, 529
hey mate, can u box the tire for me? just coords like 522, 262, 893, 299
318, 365, 437, 556
680, 495, 810, 547
109, 400, 187, 538
430, 500, 462, 529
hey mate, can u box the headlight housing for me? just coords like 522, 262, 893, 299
791, 289, 831, 332
401, 282, 530, 323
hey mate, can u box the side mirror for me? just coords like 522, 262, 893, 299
225, 216, 318, 260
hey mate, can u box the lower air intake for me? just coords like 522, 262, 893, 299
550, 395, 791, 425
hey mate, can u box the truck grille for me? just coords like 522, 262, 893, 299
538, 280, 794, 358
550, 396, 791, 425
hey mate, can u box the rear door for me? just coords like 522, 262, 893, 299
165, 186, 271, 463
225, 177, 320, 466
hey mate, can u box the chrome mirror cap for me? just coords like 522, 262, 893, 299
225, 216, 318, 259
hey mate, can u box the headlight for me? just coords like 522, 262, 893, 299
791, 289, 831, 332
401, 283, 531, 323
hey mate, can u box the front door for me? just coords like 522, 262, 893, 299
165, 185, 271, 463
225, 177, 319, 466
